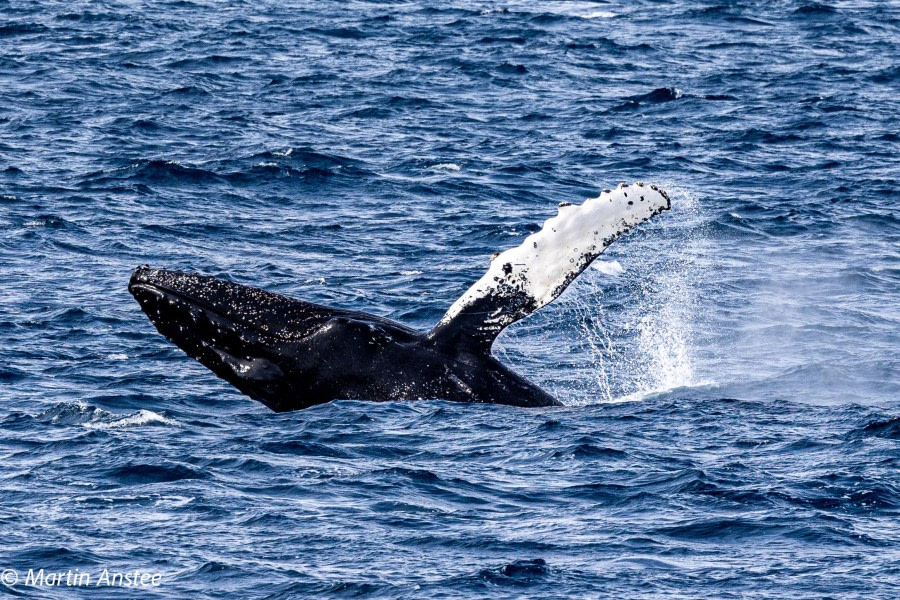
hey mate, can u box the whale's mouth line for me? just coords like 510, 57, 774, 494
129, 280, 278, 341
130, 281, 206, 310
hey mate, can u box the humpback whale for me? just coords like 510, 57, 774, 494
129, 183, 670, 411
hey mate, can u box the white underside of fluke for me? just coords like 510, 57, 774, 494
440, 182, 670, 327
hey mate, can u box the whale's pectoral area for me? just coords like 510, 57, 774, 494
210, 348, 284, 382
129, 182, 670, 411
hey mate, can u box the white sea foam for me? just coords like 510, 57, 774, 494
83, 409, 177, 430
584, 11, 616, 19
105, 353, 129, 360
429, 163, 461, 172
155, 495, 195, 508
38, 402, 177, 430
503, 1, 616, 20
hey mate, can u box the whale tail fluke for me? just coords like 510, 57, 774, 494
427, 183, 670, 354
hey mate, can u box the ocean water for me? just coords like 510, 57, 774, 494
1, 0, 898, 597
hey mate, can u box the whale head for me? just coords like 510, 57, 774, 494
128, 266, 329, 411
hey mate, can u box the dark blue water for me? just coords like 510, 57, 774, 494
2, 0, 899, 597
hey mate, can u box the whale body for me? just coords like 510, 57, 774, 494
129, 183, 670, 411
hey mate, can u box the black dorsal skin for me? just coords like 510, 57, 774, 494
129, 267, 561, 411
129, 184, 670, 411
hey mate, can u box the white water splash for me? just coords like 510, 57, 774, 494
497, 186, 710, 405
591, 259, 624, 277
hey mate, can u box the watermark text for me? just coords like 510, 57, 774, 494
1, 568, 162, 589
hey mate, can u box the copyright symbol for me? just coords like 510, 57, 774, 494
1, 569, 17, 587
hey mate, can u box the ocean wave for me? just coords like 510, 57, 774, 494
0, 22, 49, 37
83, 409, 176, 430
106, 463, 207, 484
36, 402, 177, 430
